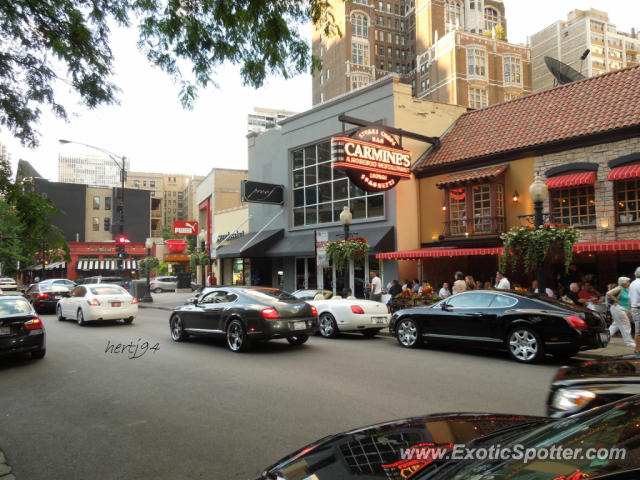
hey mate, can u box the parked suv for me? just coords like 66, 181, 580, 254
149, 276, 177, 293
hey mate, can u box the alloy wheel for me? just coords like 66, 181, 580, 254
227, 321, 244, 352
508, 328, 539, 362
397, 319, 419, 347
319, 314, 336, 338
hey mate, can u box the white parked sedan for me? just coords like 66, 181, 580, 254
292, 289, 390, 338
56, 284, 138, 326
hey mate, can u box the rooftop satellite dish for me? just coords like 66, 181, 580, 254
544, 56, 586, 85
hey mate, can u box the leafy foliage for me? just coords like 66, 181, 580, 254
1, 0, 340, 146
139, 255, 159, 275
325, 237, 369, 273
189, 251, 211, 270
500, 224, 580, 274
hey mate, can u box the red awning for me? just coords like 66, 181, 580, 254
436, 165, 508, 188
574, 240, 640, 253
376, 247, 503, 260
546, 171, 596, 189
607, 164, 640, 181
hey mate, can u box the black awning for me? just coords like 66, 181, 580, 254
331, 225, 394, 253
215, 229, 284, 259
264, 232, 315, 257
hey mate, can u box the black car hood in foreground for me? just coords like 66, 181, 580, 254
256, 412, 544, 480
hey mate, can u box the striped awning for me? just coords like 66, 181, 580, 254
45, 261, 66, 270
376, 247, 503, 260
546, 171, 596, 189
574, 240, 640, 253
607, 164, 640, 181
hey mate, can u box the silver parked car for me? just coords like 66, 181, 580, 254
0, 277, 18, 293
149, 276, 177, 293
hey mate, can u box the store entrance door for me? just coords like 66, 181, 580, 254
295, 257, 318, 290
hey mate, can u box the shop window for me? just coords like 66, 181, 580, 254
551, 186, 596, 226
616, 178, 640, 224
291, 142, 386, 227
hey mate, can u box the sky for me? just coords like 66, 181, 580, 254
2, 1, 640, 182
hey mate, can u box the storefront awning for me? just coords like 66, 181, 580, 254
574, 240, 640, 253
436, 165, 508, 188
76, 260, 137, 271
216, 229, 284, 259
45, 261, 66, 270
377, 247, 503, 260
607, 164, 640, 181
546, 171, 596, 189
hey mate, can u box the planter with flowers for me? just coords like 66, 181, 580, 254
500, 224, 580, 274
325, 237, 369, 273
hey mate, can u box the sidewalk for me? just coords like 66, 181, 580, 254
574, 336, 637, 360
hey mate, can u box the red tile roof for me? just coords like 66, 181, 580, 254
435, 164, 508, 188
414, 65, 640, 174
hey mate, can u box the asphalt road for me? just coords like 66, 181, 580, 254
1, 307, 566, 479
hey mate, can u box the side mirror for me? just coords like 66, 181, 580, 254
188, 297, 198, 305
441, 302, 451, 311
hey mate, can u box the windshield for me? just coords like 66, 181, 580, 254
90, 286, 127, 295
433, 398, 640, 480
0, 297, 33, 315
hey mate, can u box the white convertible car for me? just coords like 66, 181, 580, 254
292, 289, 390, 338
56, 284, 138, 326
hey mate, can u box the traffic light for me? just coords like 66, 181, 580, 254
115, 235, 130, 259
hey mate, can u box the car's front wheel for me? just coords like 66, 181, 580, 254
319, 313, 338, 338
287, 334, 309, 345
396, 318, 422, 348
507, 326, 544, 363
170, 315, 188, 341
77, 309, 86, 326
226, 319, 251, 352
56, 304, 65, 321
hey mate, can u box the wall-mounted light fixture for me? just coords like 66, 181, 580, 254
512, 190, 520, 203
600, 219, 610, 230
441, 204, 447, 212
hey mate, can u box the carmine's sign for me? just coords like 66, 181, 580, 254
331, 127, 411, 192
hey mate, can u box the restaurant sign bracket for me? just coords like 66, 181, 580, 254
332, 114, 440, 192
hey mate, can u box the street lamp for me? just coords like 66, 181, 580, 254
529, 174, 549, 293
141, 238, 154, 303
339, 206, 353, 297
59, 140, 127, 263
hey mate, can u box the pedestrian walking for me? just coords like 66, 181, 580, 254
606, 277, 635, 349
452, 271, 467, 294
369, 271, 382, 302
629, 267, 640, 355
494, 271, 511, 290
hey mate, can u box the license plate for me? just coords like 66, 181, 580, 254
111, 302, 121, 307
372, 316, 387, 324
0, 325, 10, 335
600, 332, 610, 345
293, 321, 306, 331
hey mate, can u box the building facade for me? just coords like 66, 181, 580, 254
58, 153, 130, 187
312, 0, 528, 108
530, 8, 640, 91
217, 77, 467, 294
248, 107, 297, 133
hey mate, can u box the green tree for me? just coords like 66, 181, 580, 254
1, 0, 340, 147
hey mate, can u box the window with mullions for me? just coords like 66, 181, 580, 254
551, 186, 596, 226
484, 7, 499, 31
445, 0, 463, 32
616, 178, 640, 224
467, 48, 486, 78
292, 142, 385, 227
351, 41, 370, 66
473, 185, 492, 233
351, 14, 369, 39
504, 56, 522, 85
449, 194, 466, 235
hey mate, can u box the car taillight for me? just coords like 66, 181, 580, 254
131, 298, 139, 304
566, 315, 587, 330
351, 305, 365, 314
310, 306, 318, 317
387, 305, 391, 314
262, 308, 280, 320
88, 299, 101, 306
37, 292, 50, 299
25, 318, 43, 330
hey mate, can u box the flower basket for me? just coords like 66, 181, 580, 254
139, 256, 159, 276
325, 237, 369, 273
189, 252, 211, 270
500, 224, 580, 273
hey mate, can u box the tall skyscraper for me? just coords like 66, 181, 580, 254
58, 153, 130, 187
530, 9, 639, 91
312, 0, 531, 107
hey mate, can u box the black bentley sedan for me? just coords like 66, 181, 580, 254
389, 290, 609, 363
256, 395, 640, 480
169, 287, 318, 352
547, 356, 640, 418
0, 295, 46, 359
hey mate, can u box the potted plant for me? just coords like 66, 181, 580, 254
500, 224, 580, 273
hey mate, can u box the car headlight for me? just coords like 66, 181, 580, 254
551, 389, 596, 412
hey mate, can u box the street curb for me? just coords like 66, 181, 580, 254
138, 304, 176, 312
